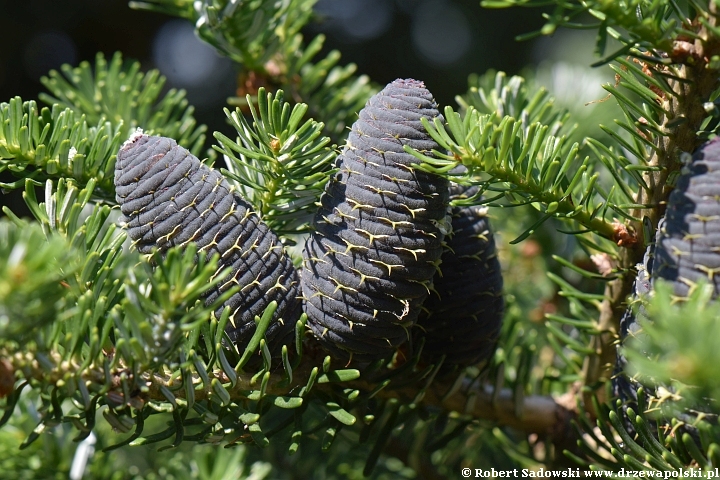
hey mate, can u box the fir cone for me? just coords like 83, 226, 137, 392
114, 132, 300, 355
415, 183, 504, 367
654, 136, 720, 296
618, 137, 720, 374
614, 137, 720, 433
301, 79, 450, 363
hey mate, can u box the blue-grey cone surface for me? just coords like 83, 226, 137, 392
114, 133, 300, 355
301, 79, 450, 363
614, 137, 720, 427
617, 137, 720, 394
654, 136, 720, 296
415, 183, 504, 367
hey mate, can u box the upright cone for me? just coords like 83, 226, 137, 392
114, 133, 300, 356
415, 183, 504, 367
301, 79, 450, 363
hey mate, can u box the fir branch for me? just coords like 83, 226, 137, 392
5, 0, 720, 473
482, 0, 684, 54
0, 219, 80, 343
457, 70, 571, 137
406, 106, 632, 245
129, 0, 376, 142
1, 345, 575, 441
39, 52, 206, 157
213, 87, 336, 236
0, 98, 122, 197
625, 280, 720, 406
131, 0, 315, 71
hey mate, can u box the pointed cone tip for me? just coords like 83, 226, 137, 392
122, 128, 146, 151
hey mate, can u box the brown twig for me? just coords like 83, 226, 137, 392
3, 348, 575, 442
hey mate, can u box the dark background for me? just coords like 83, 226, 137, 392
0, 0, 552, 135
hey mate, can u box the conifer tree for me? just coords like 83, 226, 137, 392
2, 1, 720, 478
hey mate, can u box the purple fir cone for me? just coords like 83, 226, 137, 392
415, 183, 504, 367
114, 133, 300, 356
301, 79, 450, 363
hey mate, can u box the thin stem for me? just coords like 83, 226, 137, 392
4, 348, 575, 440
